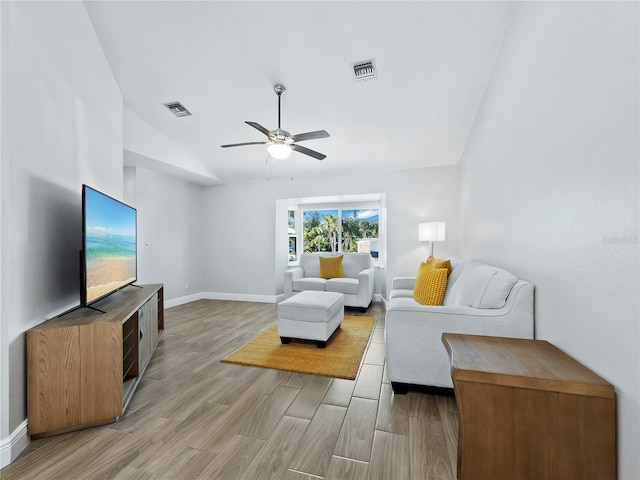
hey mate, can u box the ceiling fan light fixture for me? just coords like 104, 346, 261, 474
221, 84, 328, 161
267, 142, 292, 159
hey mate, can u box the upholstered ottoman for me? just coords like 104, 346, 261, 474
277, 291, 344, 348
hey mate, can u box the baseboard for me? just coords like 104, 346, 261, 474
164, 292, 208, 309
164, 291, 279, 309
0, 419, 28, 469
203, 292, 276, 303
373, 293, 387, 309
166, 292, 383, 309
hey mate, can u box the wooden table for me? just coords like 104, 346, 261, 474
442, 333, 616, 480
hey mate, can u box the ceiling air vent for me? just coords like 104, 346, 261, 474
163, 101, 192, 117
352, 59, 377, 81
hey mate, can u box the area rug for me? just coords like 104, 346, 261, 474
221, 315, 376, 380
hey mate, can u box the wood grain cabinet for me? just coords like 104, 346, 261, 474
442, 333, 616, 480
27, 284, 164, 438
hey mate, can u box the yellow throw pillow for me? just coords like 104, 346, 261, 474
413, 263, 449, 306
319, 255, 343, 279
426, 256, 452, 276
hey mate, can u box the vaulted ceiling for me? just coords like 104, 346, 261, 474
84, 1, 515, 184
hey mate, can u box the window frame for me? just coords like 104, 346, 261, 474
289, 200, 383, 265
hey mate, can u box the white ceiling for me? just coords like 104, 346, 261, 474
84, 1, 516, 184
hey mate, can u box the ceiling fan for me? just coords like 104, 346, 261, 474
221, 84, 330, 160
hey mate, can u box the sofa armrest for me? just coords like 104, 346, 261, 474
347, 267, 373, 308
392, 277, 416, 291
284, 267, 303, 297
359, 268, 374, 290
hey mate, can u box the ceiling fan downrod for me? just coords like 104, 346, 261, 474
274, 84, 286, 131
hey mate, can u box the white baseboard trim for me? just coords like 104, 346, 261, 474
374, 293, 388, 309
164, 292, 208, 309
0, 419, 29, 469
203, 292, 276, 303
164, 291, 278, 309
165, 292, 386, 309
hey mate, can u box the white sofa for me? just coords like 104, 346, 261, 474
385, 257, 534, 392
284, 252, 374, 310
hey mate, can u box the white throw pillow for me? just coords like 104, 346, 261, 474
300, 254, 321, 278
452, 263, 497, 307
443, 259, 517, 309
479, 268, 518, 308
341, 253, 371, 278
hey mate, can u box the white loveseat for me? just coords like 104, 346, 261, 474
385, 257, 534, 392
284, 252, 374, 310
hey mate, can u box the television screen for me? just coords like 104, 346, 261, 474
83, 185, 137, 305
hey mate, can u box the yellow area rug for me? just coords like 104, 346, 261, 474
221, 315, 376, 380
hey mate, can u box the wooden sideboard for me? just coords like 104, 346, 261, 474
27, 284, 164, 438
442, 333, 616, 480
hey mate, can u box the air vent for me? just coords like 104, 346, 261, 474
163, 101, 192, 117
352, 59, 377, 81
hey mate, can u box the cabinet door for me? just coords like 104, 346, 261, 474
139, 293, 159, 370
27, 322, 122, 436
148, 293, 159, 349
138, 304, 150, 370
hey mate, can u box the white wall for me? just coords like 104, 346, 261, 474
203, 166, 459, 301
131, 168, 206, 302
123, 107, 221, 185
0, 2, 122, 466
0, 0, 7, 465
459, 2, 639, 478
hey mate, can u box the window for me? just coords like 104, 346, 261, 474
288, 210, 297, 261
342, 209, 379, 257
282, 194, 385, 267
301, 207, 379, 257
303, 209, 339, 253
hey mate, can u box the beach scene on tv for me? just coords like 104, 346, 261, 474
85, 187, 137, 304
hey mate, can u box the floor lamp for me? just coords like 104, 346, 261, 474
418, 222, 446, 257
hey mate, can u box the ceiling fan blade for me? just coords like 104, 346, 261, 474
292, 144, 326, 160
245, 121, 275, 139
290, 130, 330, 143
221, 141, 268, 148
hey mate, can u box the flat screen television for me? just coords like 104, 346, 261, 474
82, 185, 137, 307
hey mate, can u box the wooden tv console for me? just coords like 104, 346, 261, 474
442, 333, 616, 480
27, 284, 164, 438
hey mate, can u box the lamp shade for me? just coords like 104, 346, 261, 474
267, 143, 292, 159
418, 222, 446, 242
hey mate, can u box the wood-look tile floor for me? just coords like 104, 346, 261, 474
2, 300, 458, 480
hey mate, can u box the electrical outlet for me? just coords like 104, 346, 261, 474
185, 282, 189, 289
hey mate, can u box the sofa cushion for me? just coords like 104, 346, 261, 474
341, 253, 372, 278
444, 260, 517, 308
320, 255, 343, 279
413, 263, 448, 306
389, 288, 414, 300
326, 277, 359, 295
300, 254, 321, 278
293, 277, 326, 292
443, 257, 466, 294
479, 268, 518, 308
